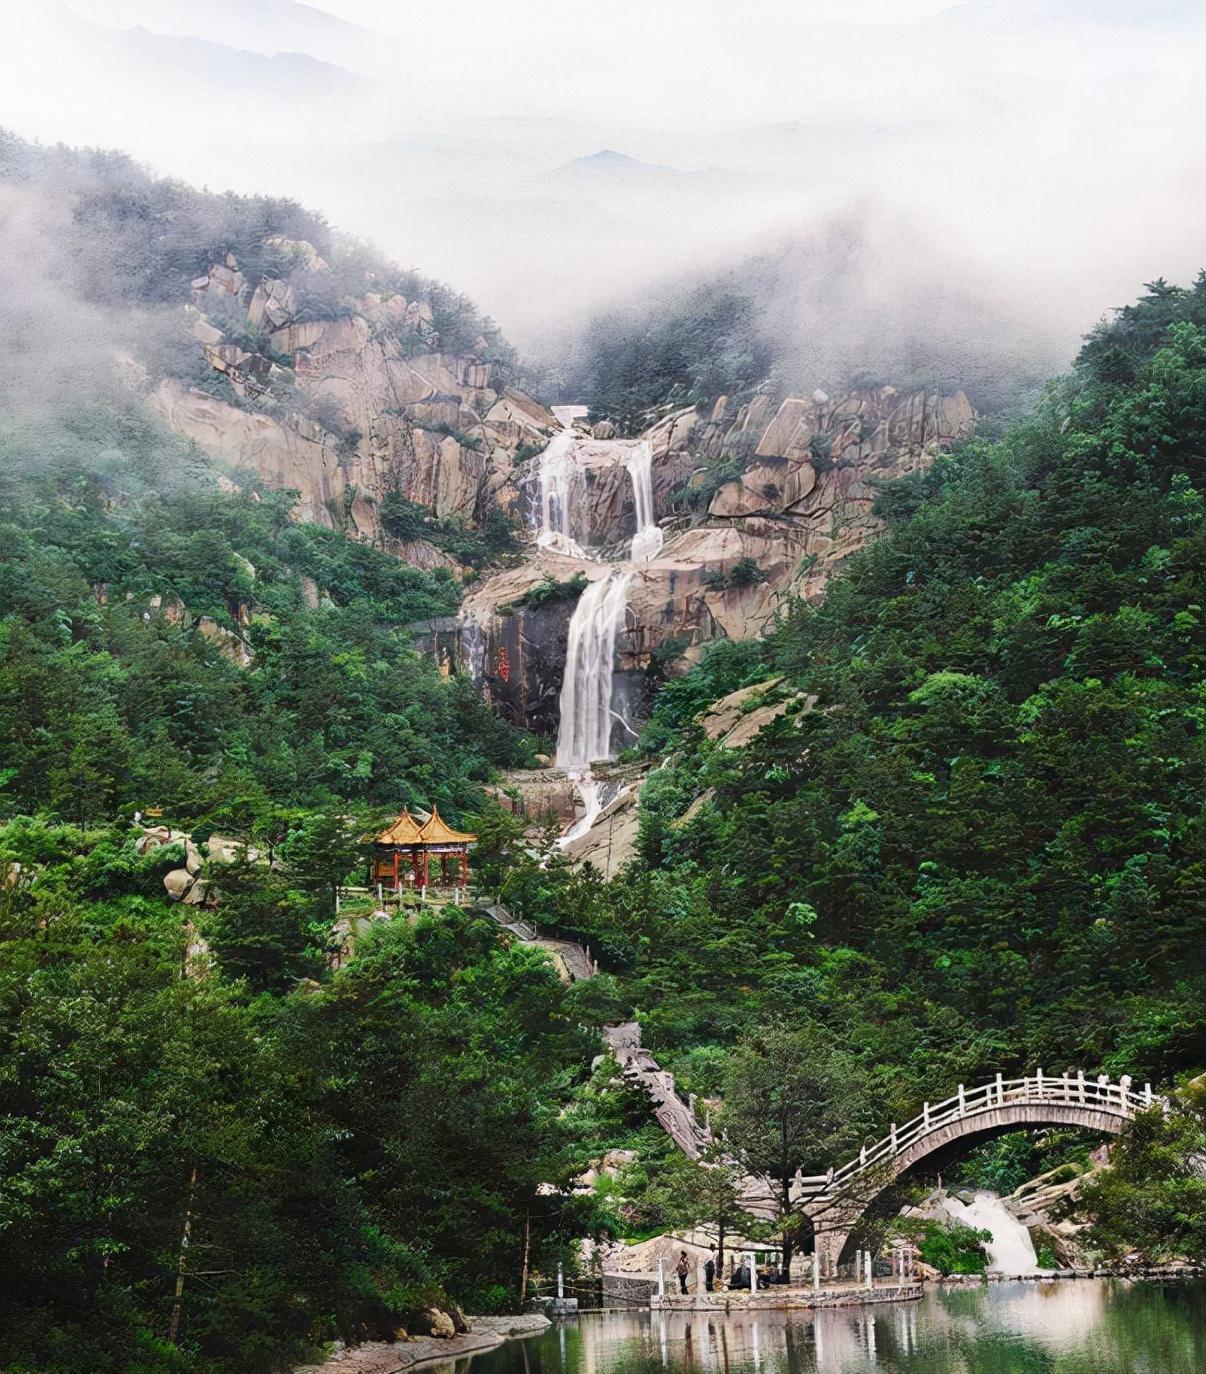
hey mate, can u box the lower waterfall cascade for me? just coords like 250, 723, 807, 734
943, 1190, 1042, 1274
555, 569, 633, 772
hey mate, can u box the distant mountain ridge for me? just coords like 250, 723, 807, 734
63, 0, 381, 69
541, 148, 727, 193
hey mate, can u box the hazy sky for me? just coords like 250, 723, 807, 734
1, 0, 1203, 362
316, 0, 956, 31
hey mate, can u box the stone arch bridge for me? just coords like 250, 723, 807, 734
788, 1070, 1159, 1274
604, 1023, 1159, 1277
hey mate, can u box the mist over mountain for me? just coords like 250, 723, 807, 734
1, 6, 1206, 1373
1, 0, 1200, 375
555, 210, 1071, 425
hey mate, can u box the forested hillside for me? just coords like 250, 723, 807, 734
560, 220, 1065, 432
0, 391, 589, 1374
0, 137, 575, 1374
512, 279, 1206, 1122
0, 396, 527, 827
2, 120, 1204, 1372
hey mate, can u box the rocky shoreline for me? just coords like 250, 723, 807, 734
294, 1314, 552, 1374
937, 1265, 1204, 1286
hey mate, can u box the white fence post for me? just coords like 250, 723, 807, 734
1077, 1069, 1086, 1104
658, 1258, 665, 1298
813, 1254, 821, 1291
957, 1084, 965, 1116
1144, 1082, 1153, 1106
995, 1072, 1003, 1105
748, 1252, 757, 1293
1036, 1067, 1044, 1097
922, 1102, 930, 1129
890, 1122, 897, 1151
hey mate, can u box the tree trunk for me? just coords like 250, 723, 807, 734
518, 1209, 531, 1305
716, 1214, 726, 1277
168, 1165, 198, 1344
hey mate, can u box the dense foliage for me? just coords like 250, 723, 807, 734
0, 397, 530, 827
0, 830, 595, 1374
1082, 1083, 1206, 1261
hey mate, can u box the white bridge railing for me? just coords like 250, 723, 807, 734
793, 1070, 1159, 1204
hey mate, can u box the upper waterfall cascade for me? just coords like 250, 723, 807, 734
626, 439, 663, 562
535, 427, 586, 558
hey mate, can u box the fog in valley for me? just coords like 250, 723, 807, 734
1, 0, 1204, 401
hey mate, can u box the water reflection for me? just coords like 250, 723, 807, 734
447, 1280, 1206, 1374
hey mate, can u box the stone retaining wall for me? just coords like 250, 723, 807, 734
601, 1272, 661, 1305
650, 1282, 922, 1312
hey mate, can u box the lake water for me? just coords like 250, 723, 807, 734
452, 1281, 1206, 1374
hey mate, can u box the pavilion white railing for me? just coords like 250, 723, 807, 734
791, 1070, 1160, 1204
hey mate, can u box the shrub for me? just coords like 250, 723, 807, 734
514, 572, 589, 609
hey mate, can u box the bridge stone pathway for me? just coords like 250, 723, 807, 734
480, 901, 1161, 1275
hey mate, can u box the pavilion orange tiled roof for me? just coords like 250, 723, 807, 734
417, 804, 477, 845
375, 807, 424, 845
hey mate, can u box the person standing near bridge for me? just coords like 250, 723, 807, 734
704, 1247, 716, 1291
676, 1251, 690, 1294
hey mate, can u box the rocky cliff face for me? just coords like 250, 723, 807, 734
153, 242, 557, 549
147, 237, 974, 750
460, 384, 974, 738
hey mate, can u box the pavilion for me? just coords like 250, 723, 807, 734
370, 805, 477, 893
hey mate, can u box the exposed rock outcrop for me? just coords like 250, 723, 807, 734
149, 241, 974, 759
158, 245, 557, 542
697, 678, 815, 750
559, 782, 641, 877
455, 382, 973, 739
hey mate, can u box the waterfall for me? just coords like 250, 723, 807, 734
626, 439, 663, 562
556, 570, 632, 770
532, 411, 660, 846
943, 1191, 1041, 1273
536, 426, 586, 558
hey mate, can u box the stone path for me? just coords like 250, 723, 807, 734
476, 902, 596, 984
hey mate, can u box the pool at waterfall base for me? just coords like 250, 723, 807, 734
441, 1281, 1206, 1374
